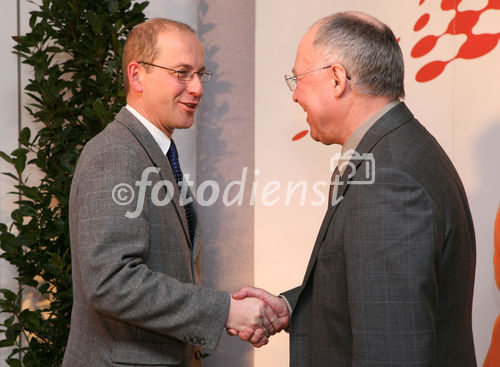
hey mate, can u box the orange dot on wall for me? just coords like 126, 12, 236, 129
415, 60, 449, 82
457, 34, 500, 60
441, 0, 461, 11
411, 34, 439, 58
292, 130, 309, 141
414, 13, 430, 31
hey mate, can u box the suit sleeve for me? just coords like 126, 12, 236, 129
343, 167, 439, 366
281, 286, 301, 312
71, 141, 230, 350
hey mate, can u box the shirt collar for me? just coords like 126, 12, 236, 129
342, 100, 400, 156
336, 100, 400, 175
126, 104, 171, 156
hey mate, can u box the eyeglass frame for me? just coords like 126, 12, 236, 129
138, 61, 212, 83
284, 65, 351, 92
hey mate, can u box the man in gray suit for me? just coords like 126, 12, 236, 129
232, 11, 477, 366
62, 18, 279, 367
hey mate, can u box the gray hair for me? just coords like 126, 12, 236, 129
313, 12, 405, 99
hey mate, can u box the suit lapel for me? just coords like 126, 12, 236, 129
190, 191, 202, 258
297, 102, 415, 298
114, 108, 193, 247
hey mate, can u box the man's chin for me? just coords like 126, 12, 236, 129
309, 130, 320, 142
174, 118, 195, 130
311, 132, 336, 146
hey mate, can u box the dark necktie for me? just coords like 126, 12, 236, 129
328, 166, 341, 205
166, 139, 195, 244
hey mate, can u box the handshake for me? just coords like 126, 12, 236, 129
224, 286, 290, 348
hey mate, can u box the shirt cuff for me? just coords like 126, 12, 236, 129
279, 295, 292, 316
279, 295, 292, 333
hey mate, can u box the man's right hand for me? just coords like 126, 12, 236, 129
225, 296, 282, 347
228, 286, 290, 345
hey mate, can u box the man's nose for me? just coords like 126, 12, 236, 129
292, 88, 298, 103
187, 74, 203, 96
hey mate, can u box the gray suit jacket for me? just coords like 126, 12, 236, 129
283, 103, 476, 367
63, 108, 230, 367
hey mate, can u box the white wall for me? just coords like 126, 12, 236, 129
0, 0, 23, 364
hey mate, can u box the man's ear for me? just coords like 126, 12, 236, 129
329, 64, 349, 97
127, 61, 143, 93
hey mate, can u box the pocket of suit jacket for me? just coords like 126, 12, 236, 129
111, 340, 183, 365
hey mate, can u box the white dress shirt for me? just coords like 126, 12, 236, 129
125, 104, 171, 155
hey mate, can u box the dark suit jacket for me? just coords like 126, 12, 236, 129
283, 103, 476, 367
63, 108, 230, 367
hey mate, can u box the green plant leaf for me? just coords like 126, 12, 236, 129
19, 127, 31, 146
6, 358, 22, 367
0, 151, 14, 164
15, 158, 26, 175
19, 310, 40, 330
0, 339, 15, 348
38, 283, 50, 294
0, 239, 19, 255
16, 185, 42, 201
0, 289, 16, 302
2, 172, 19, 181
5, 323, 22, 341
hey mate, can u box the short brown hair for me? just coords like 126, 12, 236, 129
122, 18, 196, 94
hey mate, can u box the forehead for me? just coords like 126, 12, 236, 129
294, 26, 319, 73
155, 29, 204, 67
